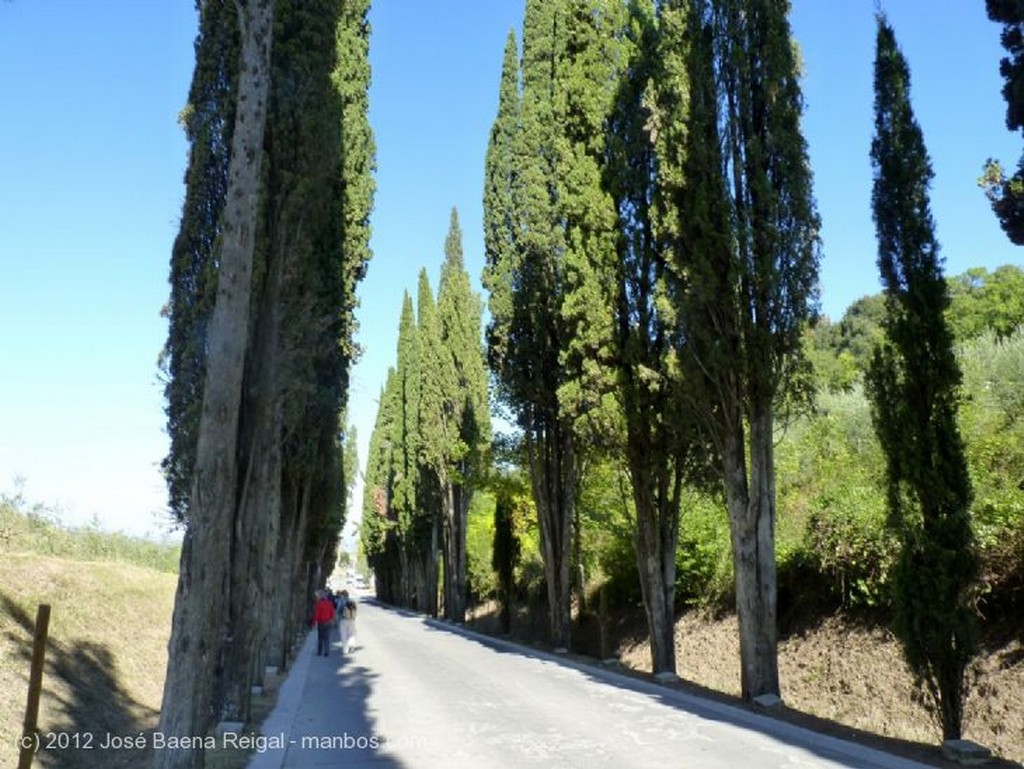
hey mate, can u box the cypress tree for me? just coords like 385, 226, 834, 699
158, 0, 374, 752
603, 0, 696, 676
160, 0, 239, 524
866, 15, 978, 741
437, 207, 492, 623
491, 484, 522, 634
483, 30, 521, 373
484, 0, 577, 648
416, 268, 446, 615
658, 0, 821, 700
157, 1, 276, 765
362, 370, 403, 605
392, 292, 422, 606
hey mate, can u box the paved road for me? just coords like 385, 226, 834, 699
249, 600, 936, 769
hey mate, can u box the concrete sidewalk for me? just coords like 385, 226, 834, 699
245, 626, 395, 769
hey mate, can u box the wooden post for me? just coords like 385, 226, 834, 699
19, 604, 50, 769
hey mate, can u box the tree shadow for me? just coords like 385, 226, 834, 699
247, 631, 406, 768
414, 606, 1024, 769
2, 592, 158, 769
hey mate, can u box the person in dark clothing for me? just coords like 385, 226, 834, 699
313, 590, 336, 656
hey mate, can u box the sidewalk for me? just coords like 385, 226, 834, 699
245, 627, 400, 769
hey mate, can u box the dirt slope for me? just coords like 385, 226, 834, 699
619, 611, 1023, 765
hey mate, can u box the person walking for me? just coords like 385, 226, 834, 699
338, 589, 357, 654
313, 590, 336, 656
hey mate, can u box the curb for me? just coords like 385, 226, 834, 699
245, 630, 316, 769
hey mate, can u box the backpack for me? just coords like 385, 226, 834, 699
343, 600, 357, 619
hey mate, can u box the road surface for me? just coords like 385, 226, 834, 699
249, 599, 936, 769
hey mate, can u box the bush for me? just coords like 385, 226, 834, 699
0, 496, 180, 573
802, 492, 896, 609
676, 491, 732, 607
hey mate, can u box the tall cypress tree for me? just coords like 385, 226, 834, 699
484, 0, 577, 648
415, 268, 444, 618
361, 370, 403, 604
437, 207, 492, 623
158, 1, 374, 754
483, 30, 521, 371
866, 15, 978, 741
658, 0, 820, 700
603, 0, 697, 676
392, 292, 421, 606
157, 1, 276, 765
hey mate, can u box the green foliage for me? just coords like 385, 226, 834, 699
675, 491, 732, 606
947, 265, 1024, 341
807, 267, 1024, 392
0, 496, 180, 574
576, 454, 639, 606
466, 491, 497, 601
866, 16, 978, 740
159, 0, 239, 523
436, 208, 492, 486
982, 0, 1024, 244
958, 329, 1024, 560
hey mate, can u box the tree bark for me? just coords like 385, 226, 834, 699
631, 463, 681, 675
218, 228, 284, 721
528, 419, 574, 649
722, 407, 780, 701
154, 3, 274, 767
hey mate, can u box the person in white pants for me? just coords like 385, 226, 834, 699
339, 590, 357, 653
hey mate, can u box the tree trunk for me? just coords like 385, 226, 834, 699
428, 514, 440, 617
451, 480, 470, 623
218, 236, 284, 720
528, 419, 574, 649
722, 408, 780, 701
632, 465, 680, 675
154, 4, 274, 768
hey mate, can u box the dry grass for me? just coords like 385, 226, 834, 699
0, 553, 177, 769
0, 551, 300, 769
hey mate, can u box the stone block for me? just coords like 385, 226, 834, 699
215, 721, 244, 737
941, 739, 991, 766
752, 693, 783, 710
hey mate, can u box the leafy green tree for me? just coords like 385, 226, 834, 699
484, 0, 578, 648
981, 0, 1024, 244
658, 0, 821, 700
947, 264, 1024, 341
598, 0, 696, 675
865, 15, 979, 742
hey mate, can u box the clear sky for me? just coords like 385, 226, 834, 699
0, 1, 1020, 539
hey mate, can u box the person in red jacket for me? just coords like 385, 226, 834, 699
313, 590, 336, 656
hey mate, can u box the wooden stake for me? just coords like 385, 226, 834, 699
18, 604, 50, 769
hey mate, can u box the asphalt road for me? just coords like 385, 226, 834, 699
249, 599, 937, 769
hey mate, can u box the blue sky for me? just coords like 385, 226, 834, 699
0, 1, 1020, 539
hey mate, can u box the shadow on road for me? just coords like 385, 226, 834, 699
363, 597, 1015, 769
275, 631, 406, 768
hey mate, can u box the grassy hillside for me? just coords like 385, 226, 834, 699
0, 500, 178, 769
